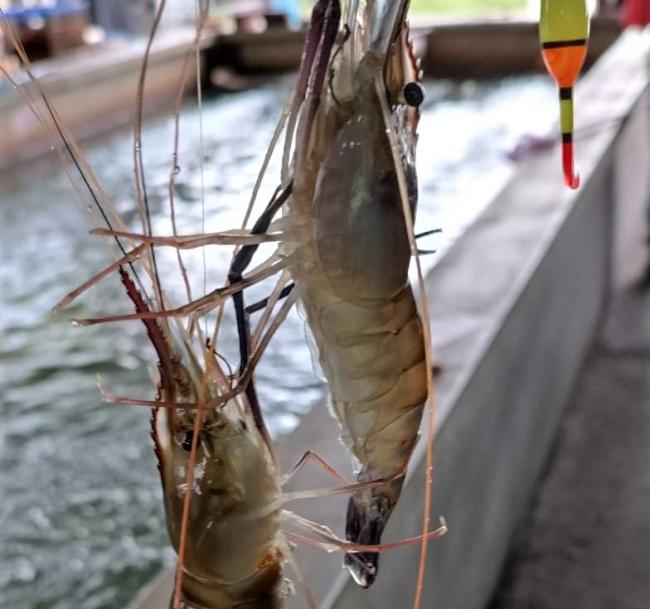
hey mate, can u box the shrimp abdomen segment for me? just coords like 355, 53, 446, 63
308, 287, 427, 482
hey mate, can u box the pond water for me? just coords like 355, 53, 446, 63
0, 75, 555, 609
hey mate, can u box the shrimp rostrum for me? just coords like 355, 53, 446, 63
279, 0, 430, 588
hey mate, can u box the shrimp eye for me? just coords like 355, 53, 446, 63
403, 82, 424, 108
181, 430, 198, 452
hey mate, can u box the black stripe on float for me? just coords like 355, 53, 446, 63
559, 87, 573, 100
542, 38, 587, 49
562, 133, 573, 143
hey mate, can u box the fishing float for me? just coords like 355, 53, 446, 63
539, 0, 590, 189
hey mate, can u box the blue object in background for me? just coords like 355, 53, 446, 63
269, 0, 301, 27
2, 1, 87, 21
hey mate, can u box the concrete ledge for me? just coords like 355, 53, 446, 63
128, 29, 650, 609
0, 28, 214, 168
203, 17, 620, 77
421, 17, 620, 78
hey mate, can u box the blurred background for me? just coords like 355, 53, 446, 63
0, 2, 648, 609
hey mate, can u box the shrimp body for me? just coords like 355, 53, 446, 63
102, 266, 285, 609
285, 0, 425, 587
126, 269, 286, 608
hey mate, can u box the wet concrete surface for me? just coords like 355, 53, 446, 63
488, 271, 650, 609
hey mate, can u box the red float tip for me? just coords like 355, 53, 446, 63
562, 141, 580, 189
565, 172, 580, 189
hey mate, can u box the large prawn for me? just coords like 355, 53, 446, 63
277, 0, 434, 588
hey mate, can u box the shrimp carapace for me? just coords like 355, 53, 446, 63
153, 403, 285, 609
539, 0, 590, 189
285, 0, 427, 587
118, 263, 285, 609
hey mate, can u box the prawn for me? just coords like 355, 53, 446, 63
277, 0, 434, 588
119, 264, 287, 609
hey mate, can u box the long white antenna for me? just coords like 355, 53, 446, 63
195, 0, 208, 335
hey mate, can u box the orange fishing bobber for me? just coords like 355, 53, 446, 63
539, 0, 590, 189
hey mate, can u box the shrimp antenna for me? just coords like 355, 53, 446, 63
375, 67, 439, 609
282, 510, 447, 554
166, 2, 211, 311
133, 0, 169, 315
0, 11, 152, 305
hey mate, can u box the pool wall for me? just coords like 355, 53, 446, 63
0, 28, 204, 168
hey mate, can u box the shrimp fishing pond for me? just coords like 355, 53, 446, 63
0, 75, 554, 609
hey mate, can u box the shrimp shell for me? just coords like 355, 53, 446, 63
284, 0, 426, 588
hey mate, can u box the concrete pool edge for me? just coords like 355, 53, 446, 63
0, 27, 212, 169
126, 30, 650, 609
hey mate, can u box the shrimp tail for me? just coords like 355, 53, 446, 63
344, 492, 389, 587
343, 472, 407, 587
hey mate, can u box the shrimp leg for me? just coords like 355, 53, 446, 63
227, 183, 293, 455
71, 255, 290, 325
246, 284, 295, 316
229, 276, 297, 457
90, 227, 287, 248
281, 450, 352, 486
